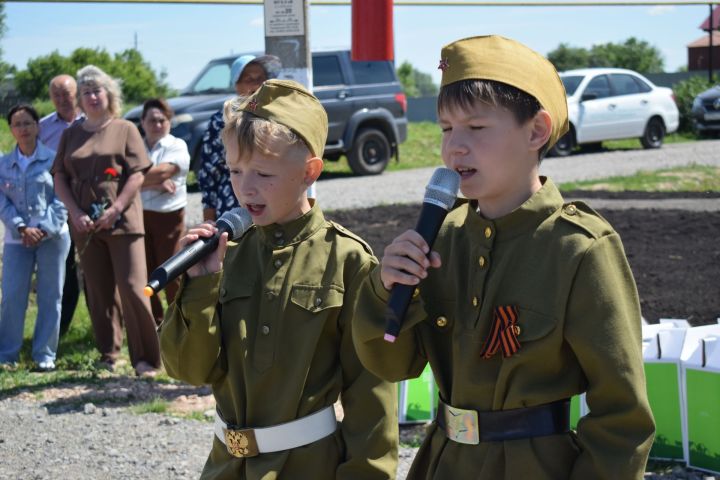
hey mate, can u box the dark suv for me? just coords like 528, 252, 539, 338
690, 84, 720, 136
125, 49, 407, 175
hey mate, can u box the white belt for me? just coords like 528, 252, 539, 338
214, 406, 337, 458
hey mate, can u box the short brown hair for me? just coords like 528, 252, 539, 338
221, 98, 309, 164
142, 98, 173, 120
439, 79, 540, 124
438, 79, 549, 159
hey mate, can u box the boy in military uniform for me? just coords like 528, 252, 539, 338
352, 36, 655, 479
159, 79, 398, 479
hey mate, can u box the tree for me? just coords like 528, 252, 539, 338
14, 47, 170, 103
547, 37, 665, 73
589, 38, 664, 73
397, 61, 438, 98
0, 2, 15, 79
547, 43, 590, 72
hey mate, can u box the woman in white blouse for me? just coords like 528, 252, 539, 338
140, 98, 190, 324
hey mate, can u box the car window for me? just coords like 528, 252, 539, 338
632, 76, 653, 93
584, 75, 611, 99
561, 75, 584, 96
189, 62, 233, 94
313, 55, 345, 87
351, 61, 395, 84
609, 74, 642, 96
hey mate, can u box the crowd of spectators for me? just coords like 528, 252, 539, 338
0, 58, 275, 375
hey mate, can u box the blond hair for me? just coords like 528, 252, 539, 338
76, 65, 123, 117
221, 97, 309, 164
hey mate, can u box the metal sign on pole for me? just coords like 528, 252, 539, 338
263, 0, 315, 196
264, 0, 312, 91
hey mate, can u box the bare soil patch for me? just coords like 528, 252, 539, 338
328, 200, 720, 326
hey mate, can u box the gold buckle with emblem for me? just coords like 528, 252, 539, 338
442, 403, 480, 445
223, 427, 260, 458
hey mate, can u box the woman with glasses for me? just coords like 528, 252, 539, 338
0, 104, 71, 371
52, 65, 160, 377
139, 98, 190, 325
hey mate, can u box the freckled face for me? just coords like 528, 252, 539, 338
226, 139, 311, 226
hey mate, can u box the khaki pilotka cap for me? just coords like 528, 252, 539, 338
439, 35, 569, 148
236, 79, 328, 157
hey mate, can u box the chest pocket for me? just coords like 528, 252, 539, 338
290, 284, 344, 315
514, 307, 557, 344
30, 171, 53, 212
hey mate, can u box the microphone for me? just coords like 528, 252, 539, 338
384, 168, 460, 343
143, 208, 253, 297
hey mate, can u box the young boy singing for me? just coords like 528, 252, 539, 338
159, 79, 398, 479
352, 35, 655, 479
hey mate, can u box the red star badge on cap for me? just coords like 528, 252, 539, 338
438, 58, 449, 72
247, 99, 258, 112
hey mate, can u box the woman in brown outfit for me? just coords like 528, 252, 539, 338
52, 65, 160, 377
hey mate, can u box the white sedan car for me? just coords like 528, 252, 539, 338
552, 68, 679, 156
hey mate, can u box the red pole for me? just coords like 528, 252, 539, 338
352, 0, 394, 61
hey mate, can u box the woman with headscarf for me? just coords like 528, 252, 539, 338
52, 65, 161, 377
197, 54, 280, 221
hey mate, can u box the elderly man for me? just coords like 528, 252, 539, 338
39, 75, 83, 150
39, 75, 84, 337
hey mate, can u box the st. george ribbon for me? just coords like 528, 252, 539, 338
384, 167, 460, 343
143, 208, 253, 297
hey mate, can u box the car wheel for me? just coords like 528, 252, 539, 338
347, 128, 391, 175
640, 117, 665, 149
549, 129, 574, 157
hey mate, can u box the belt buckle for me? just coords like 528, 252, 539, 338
442, 404, 480, 445
223, 427, 259, 458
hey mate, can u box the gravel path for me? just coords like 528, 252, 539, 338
0, 396, 417, 479
2, 142, 720, 479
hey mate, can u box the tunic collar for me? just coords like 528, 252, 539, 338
463, 177, 564, 243
257, 200, 326, 249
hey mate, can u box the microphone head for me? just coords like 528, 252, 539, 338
216, 208, 254, 241
424, 167, 460, 211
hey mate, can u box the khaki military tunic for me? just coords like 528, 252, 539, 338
159, 204, 398, 480
353, 178, 655, 480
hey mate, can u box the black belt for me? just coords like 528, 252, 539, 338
436, 399, 571, 444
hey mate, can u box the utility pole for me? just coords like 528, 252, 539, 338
263, 0, 312, 90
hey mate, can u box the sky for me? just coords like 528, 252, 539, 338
4, 1, 715, 91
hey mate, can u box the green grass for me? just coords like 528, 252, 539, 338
602, 131, 697, 150
0, 289, 171, 392
559, 164, 720, 192
0, 120, 14, 153
130, 396, 169, 414
321, 124, 705, 176
322, 122, 443, 175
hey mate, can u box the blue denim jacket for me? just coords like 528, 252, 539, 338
0, 141, 68, 239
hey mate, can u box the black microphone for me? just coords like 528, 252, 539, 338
143, 208, 253, 297
384, 168, 460, 343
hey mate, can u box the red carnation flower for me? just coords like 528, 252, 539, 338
104, 167, 119, 181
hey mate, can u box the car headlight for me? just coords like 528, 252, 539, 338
171, 113, 193, 128
692, 97, 703, 109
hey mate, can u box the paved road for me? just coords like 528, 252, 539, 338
1, 141, 719, 245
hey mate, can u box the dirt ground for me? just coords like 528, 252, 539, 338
327, 194, 720, 327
